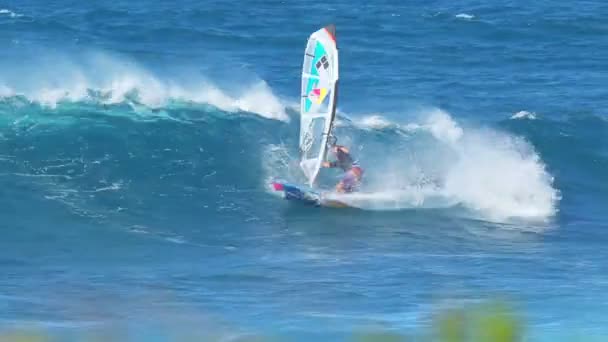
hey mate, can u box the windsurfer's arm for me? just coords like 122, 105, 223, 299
336, 146, 349, 154
322, 161, 338, 168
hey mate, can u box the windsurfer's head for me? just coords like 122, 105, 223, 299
333, 145, 348, 154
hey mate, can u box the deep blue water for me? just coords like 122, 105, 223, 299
1, 0, 607, 340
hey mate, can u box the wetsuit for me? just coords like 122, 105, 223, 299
326, 147, 363, 193
327, 147, 354, 171
340, 168, 362, 193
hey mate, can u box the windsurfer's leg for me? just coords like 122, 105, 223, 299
337, 172, 355, 193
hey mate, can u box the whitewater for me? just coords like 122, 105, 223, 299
1, 52, 559, 221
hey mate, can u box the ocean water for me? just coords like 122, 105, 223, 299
1, 0, 607, 340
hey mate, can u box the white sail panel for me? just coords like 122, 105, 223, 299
299, 24, 339, 187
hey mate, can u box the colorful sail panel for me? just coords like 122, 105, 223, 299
300, 24, 339, 187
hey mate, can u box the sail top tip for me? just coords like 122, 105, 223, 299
324, 24, 336, 42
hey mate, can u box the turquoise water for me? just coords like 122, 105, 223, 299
1, 1, 607, 340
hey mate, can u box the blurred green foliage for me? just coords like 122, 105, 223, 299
0, 300, 524, 341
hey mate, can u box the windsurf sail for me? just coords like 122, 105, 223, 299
299, 24, 339, 187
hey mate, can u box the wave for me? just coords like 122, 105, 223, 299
0, 9, 23, 18
431, 112, 559, 221
334, 114, 407, 139
0, 52, 289, 121
511, 111, 537, 120
268, 109, 560, 222
0, 51, 567, 223
455, 13, 475, 20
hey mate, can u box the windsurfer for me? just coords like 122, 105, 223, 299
322, 145, 363, 193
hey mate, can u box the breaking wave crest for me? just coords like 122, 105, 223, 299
267, 109, 561, 222
0, 51, 562, 223
0, 52, 289, 121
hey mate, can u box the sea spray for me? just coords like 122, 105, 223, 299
312, 109, 560, 221
0, 52, 288, 120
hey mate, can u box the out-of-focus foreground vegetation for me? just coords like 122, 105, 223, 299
0, 300, 526, 341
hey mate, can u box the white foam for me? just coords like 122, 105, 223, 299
325, 187, 457, 211
92, 182, 123, 193
455, 13, 475, 20
291, 108, 557, 220
0, 9, 23, 18
341, 113, 415, 138
346, 110, 464, 143
423, 109, 464, 143
442, 129, 559, 221
0, 84, 13, 97
355, 114, 396, 130
0, 52, 289, 121
206, 81, 288, 121
511, 110, 537, 120
355, 109, 559, 221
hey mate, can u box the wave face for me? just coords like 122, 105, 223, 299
1, 0, 608, 340
1, 79, 562, 222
